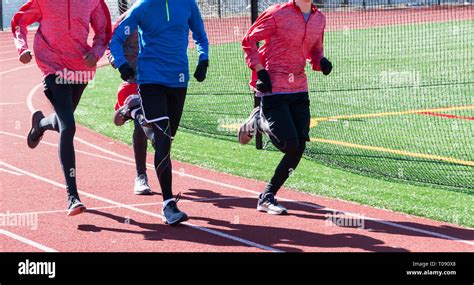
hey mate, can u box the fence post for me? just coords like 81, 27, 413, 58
314, 0, 325, 8
0, 0, 3, 31
251, 0, 258, 22
218, 0, 222, 18
251, 0, 263, 150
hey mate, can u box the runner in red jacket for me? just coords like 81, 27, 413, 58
239, 0, 333, 215
12, 0, 112, 216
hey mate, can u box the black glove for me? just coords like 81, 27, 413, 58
194, 59, 209, 82
118, 63, 135, 82
256, 69, 272, 93
320, 57, 333, 76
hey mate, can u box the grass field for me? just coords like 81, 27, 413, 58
76, 20, 473, 227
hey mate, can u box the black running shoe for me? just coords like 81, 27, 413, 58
113, 95, 141, 126
161, 193, 188, 225
67, 194, 86, 216
27, 110, 45, 149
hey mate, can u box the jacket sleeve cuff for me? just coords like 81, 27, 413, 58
92, 46, 107, 61
312, 61, 321, 71
248, 57, 262, 71
18, 47, 30, 56
14, 36, 30, 55
198, 54, 209, 62
113, 57, 127, 69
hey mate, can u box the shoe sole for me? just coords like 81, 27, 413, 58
238, 126, 253, 145
67, 204, 86, 216
162, 214, 189, 225
113, 107, 128, 126
27, 110, 44, 149
257, 205, 288, 215
114, 96, 141, 126
134, 189, 152, 195
237, 107, 260, 145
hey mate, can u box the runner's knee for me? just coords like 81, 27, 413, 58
150, 120, 171, 150
280, 139, 300, 154
133, 122, 147, 144
59, 119, 76, 139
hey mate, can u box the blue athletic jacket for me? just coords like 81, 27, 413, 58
109, 0, 209, 87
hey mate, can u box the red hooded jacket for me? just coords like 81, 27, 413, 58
12, 0, 112, 82
242, 0, 326, 95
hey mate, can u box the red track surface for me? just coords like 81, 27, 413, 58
1, 8, 474, 252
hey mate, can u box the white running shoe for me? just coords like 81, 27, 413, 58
134, 174, 152, 195
257, 193, 288, 215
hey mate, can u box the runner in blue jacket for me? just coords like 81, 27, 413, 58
109, 0, 209, 87
109, 0, 209, 225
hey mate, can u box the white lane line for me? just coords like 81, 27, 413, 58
0, 161, 282, 253
0, 167, 23, 176
2, 196, 252, 217
26, 83, 42, 112
0, 65, 34, 76
0, 131, 151, 166
0, 130, 157, 168
0, 229, 58, 252
3, 129, 473, 247
0, 50, 17, 55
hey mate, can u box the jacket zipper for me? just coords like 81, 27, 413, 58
68, 0, 71, 31
166, 0, 170, 22
297, 6, 312, 59
302, 17, 309, 45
